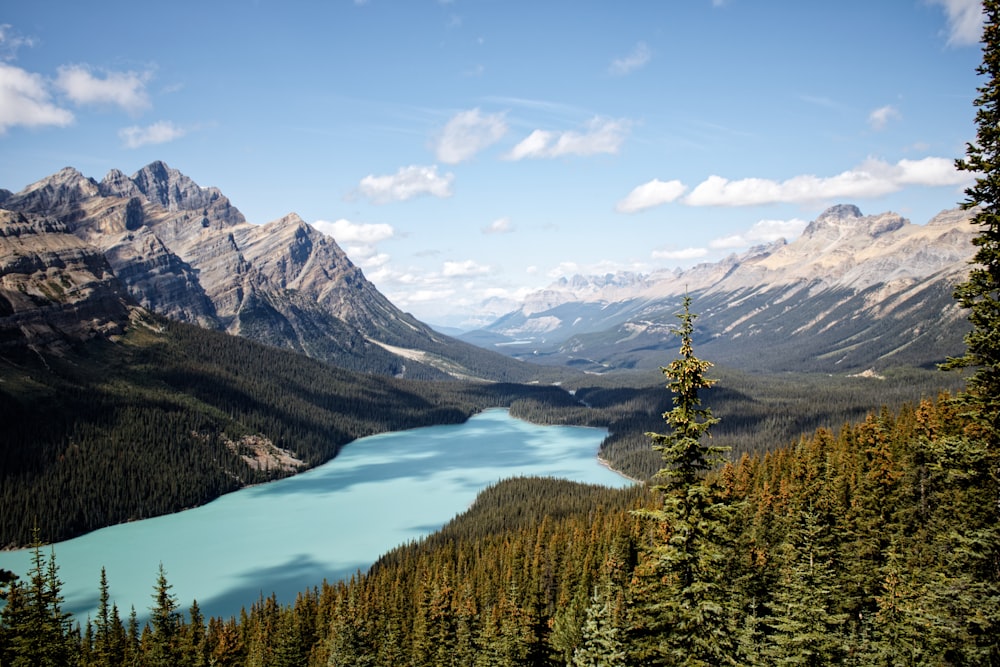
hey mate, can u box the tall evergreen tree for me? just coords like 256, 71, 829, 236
940, 4, 1000, 662
573, 584, 627, 667
147, 563, 181, 667
945, 0, 1000, 439
630, 296, 737, 666
0, 538, 75, 666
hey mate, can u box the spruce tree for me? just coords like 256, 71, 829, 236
0, 539, 75, 666
939, 3, 1000, 662
573, 584, 627, 667
945, 0, 1000, 439
147, 563, 181, 667
630, 296, 737, 666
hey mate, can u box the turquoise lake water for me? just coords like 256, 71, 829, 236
0, 409, 632, 622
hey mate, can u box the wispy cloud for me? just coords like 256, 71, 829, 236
609, 42, 651, 76
929, 0, 985, 47
55, 64, 152, 114
435, 108, 507, 164
0, 24, 36, 61
119, 120, 186, 148
505, 117, 629, 160
483, 217, 513, 234
443, 259, 491, 277
709, 218, 808, 250
868, 104, 900, 130
0, 62, 73, 133
652, 247, 708, 261
616, 178, 687, 213
357, 165, 455, 204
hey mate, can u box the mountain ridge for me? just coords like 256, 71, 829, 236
1, 162, 550, 383
464, 205, 975, 373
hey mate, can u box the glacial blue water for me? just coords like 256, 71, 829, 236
0, 409, 632, 623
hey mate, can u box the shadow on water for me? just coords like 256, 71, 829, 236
8, 410, 618, 625
251, 413, 605, 498
194, 554, 371, 621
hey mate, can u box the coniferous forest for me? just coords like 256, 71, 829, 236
3, 2, 1000, 665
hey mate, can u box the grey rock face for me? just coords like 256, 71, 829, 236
1, 162, 528, 381
0, 210, 133, 352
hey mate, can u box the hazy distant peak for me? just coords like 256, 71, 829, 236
818, 203, 863, 221
802, 204, 906, 240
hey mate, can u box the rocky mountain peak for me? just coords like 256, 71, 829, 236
132, 161, 211, 212
14, 167, 100, 213
99, 168, 143, 199
801, 204, 905, 240
818, 203, 863, 221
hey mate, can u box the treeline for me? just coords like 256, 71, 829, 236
0, 316, 569, 547
2, 393, 996, 664
511, 365, 965, 481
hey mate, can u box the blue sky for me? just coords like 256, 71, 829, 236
0, 0, 986, 327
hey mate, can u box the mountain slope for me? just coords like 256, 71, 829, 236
2, 163, 549, 382
467, 205, 974, 373
0, 209, 135, 354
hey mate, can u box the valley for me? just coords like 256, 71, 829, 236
0, 162, 988, 665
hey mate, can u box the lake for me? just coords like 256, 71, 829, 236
0, 409, 633, 623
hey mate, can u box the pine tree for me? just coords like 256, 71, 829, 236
147, 563, 181, 667
629, 296, 737, 666
0, 538, 75, 666
762, 503, 849, 666
572, 584, 627, 667
937, 4, 1000, 662
93, 567, 125, 667
944, 0, 1000, 439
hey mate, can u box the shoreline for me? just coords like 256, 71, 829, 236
597, 453, 644, 484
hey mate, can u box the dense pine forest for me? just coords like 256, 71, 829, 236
1, 389, 994, 665
3, 2, 1000, 664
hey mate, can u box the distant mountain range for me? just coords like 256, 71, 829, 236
461, 204, 976, 374
1, 164, 976, 379
0, 162, 547, 383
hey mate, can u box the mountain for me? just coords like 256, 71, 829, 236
1, 163, 549, 382
0, 209, 135, 354
464, 204, 975, 373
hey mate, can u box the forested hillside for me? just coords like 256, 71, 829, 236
0, 313, 576, 547
3, 391, 995, 665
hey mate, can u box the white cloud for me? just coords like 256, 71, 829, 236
929, 0, 985, 47
683, 156, 970, 207
868, 105, 900, 130
652, 247, 709, 261
505, 117, 629, 160
709, 218, 808, 250
609, 41, 652, 76
484, 217, 513, 234
442, 259, 491, 277
0, 62, 73, 132
312, 218, 395, 244
119, 120, 185, 148
358, 165, 454, 204
55, 65, 152, 114
435, 108, 507, 163
616, 178, 687, 213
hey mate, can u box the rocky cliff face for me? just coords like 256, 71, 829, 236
1, 162, 539, 381
0, 210, 134, 353
470, 205, 976, 373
